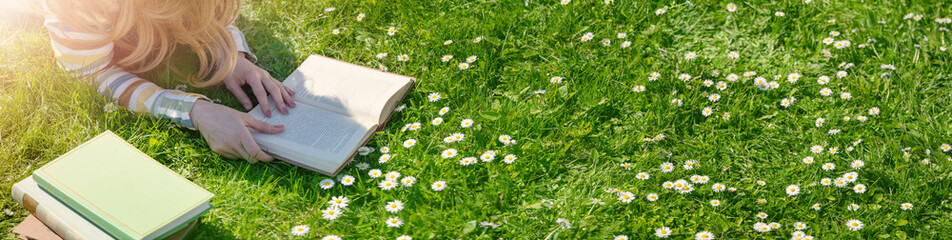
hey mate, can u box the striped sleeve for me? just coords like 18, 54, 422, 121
44, 15, 209, 130
228, 24, 258, 63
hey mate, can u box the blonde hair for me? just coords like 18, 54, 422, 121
41, 0, 242, 87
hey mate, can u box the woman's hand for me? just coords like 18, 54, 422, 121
190, 100, 284, 163
224, 56, 296, 117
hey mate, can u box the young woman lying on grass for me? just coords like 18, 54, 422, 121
37, 0, 293, 162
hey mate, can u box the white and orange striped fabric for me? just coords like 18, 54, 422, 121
43, 9, 256, 130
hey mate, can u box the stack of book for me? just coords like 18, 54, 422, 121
10, 131, 214, 240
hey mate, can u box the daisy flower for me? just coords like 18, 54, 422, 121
458, 62, 470, 70
715, 81, 727, 90
378, 64, 388, 71
660, 162, 674, 172
621, 41, 631, 48
836, 70, 848, 78
581, 32, 594, 42
708, 94, 721, 102
503, 154, 517, 164
480, 151, 497, 162
323, 235, 342, 240
357, 13, 365, 21
840, 92, 852, 100
378, 180, 398, 190
104, 102, 118, 112
655, 8, 666, 15
847, 203, 861, 211
846, 219, 864, 231
473, 36, 484, 43
726, 73, 739, 81
822, 163, 836, 171
613, 235, 627, 240
632, 85, 645, 92
812, 203, 821, 210
811, 145, 824, 153
560, 0, 570, 5
670, 98, 683, 107
441, 149, 458, 158
387, 27, 396, 36
802, 156, 815, 164
775, 11, 785, 17
710, 199, 721, 206
868, 107, 881, 115
550, 76, 563, 84
655, 227, 672, 238
441, 55, 454, 62
618, 191, 635, 203
461, 119, 474, 128
635, 172, 649, 180
431, 181, 447, 191
385, 200, 405, 213
646, 193, 659, 202
684, 51, 697, 60
901, 202, 913, 210
443, 40, 453, 45
678, 73, 692, 81
403, 139, 417, 148
786, 185, 800, 196
727, 51, 739, 59
400, 176, 416, 187
291, 225, 310, 236
601, 38, 611, 46
851, 160, 865, 169
431, 117, 444, 126
322, 207, 342, 220
649, 72, 661, 81
329, 196, 349, 209
853, 184, 867, 193
396, 235, 412, 240
376, 53, 388, 59
794, 222, 807, 230
726, 3, 737, 12
332, 29, 341, 35
756, 212, 768, 219
341, 175, 355, 186
369, 169, 383, 178
357, 162, 370, 170
428, 92, 442, 102
466, 55, 478, 63
319, 179, 335, 189
823, 37, 835, 45
498, 135, 513, 145
701, 107, 714, 117
378, 154, 392, 164
385, 217, 403, 228
695, 231, 715, 240
712, 183, 725, 192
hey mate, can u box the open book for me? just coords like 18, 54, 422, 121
248, 55, 415, 176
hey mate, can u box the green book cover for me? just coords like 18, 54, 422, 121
32, 131, 214, 240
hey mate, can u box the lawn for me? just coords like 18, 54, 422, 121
2, 0, 952, 239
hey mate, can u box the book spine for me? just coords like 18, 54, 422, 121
12, 183, 91, 240
33, 172, 132, 240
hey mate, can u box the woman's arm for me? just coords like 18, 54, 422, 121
45, 15, 283, 162
44, 15, 206, 129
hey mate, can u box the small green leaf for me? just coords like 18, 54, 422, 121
878, 234, 891, 238
461, 220, 477, 235
480, 111, 501, 121
895, 219, 908, 226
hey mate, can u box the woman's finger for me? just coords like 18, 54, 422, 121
239, 131, 273, 163
242, 113, 285, 134
260, 74, 288, 114
248, 77, 272, 117
274, 77, 295, 108
224, 81, 253, 110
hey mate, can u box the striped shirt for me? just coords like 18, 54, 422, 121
43, 11, 256, 130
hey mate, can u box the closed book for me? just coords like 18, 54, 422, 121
12, 176, 112, 240
31, 131, 214, 240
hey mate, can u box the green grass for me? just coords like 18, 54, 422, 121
3, 0, 952, 239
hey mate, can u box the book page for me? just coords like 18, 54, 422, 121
248, 100, 375, 166
282, 55, 414, 124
